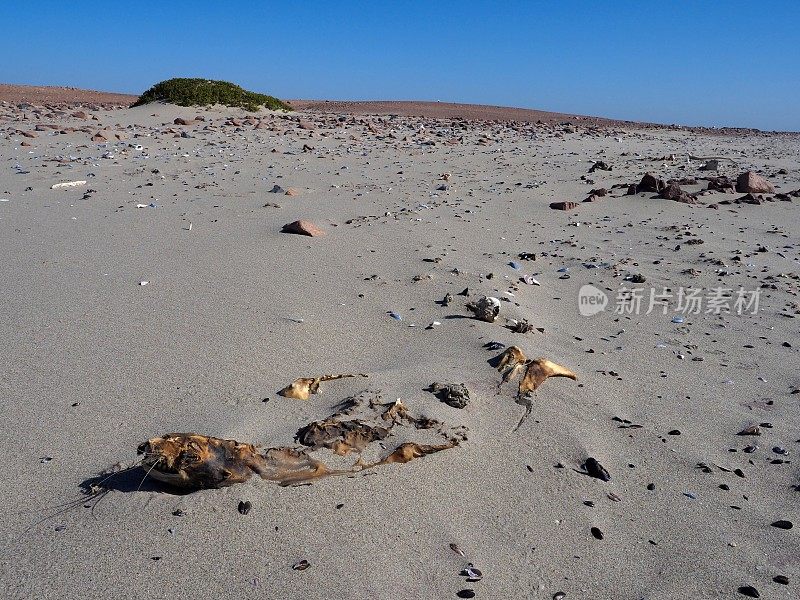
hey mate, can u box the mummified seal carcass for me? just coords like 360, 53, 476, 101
136, 392, 466, 490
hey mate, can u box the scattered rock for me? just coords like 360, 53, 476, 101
736, 171, 774, 194
550, 201, 578, 211
636, 173, 665, 193
281, 220, 325, 237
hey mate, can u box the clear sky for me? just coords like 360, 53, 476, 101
3, 1, 799, 131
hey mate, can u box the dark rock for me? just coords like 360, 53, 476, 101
636, 173, 665, 193
699, 159, 719, 171
589, 161, 612, 173
583, 457, 611, 481
706, 176, 735, 193
550, 201, 578, 211
737, 586, 760, 598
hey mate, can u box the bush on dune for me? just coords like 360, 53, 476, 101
132, 78, 291, 111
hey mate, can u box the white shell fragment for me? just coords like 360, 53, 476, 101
51, 180, 87, 190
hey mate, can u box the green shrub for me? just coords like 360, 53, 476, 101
132, 78, 291, 111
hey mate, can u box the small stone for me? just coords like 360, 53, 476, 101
590, 527, 604, 540
549, 201, 578, 211
773, 575, 789, 585
583, 457, 611, 481
238, 500, 252, 515
292, 559, 310, 571
456, 591, 475, 599
771, 520, 793, 530
281, 220, 325, 237
737, 585, 760, 598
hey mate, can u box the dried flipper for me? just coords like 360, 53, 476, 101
495, 345, 527, 386
519, 358, 577, 395
278, 373, 368, 400
493, 347, 577, 430
466, 296, 500, 323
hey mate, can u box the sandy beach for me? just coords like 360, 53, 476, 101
1, 88, 798, 599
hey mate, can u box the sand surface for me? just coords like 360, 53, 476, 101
1, 95, 798, 599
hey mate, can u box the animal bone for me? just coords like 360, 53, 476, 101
278, 373, 367, 400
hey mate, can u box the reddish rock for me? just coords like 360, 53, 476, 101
281, 220, 325, 237
657, 183, 696, 204
735, 171, 774, 194
297, 120, 316, 130
284, 188, 300, 196
636, 173, 665, 193
707, 176, 735, 193
549, 201, 578, 211
174, 117, 197, 126
19, 130, 37, 138
71, 110, 88, 119
91, 132, 107, 142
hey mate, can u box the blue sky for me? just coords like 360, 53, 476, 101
3, 1, 799, 130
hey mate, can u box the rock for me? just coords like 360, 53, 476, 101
298, 120, 315, 130
91, 132, 107, 143
636, 173, 665, 193
284, 188, 300, 196
269, 184, 286, 194
174, 117, 197, 126
707, 176, 735, 192
699, 159, 719, 171
281, 220, 325, 237
71, 111, 88, 119
657, 182, 696, 204
589, 161, 612, 173
735, 171, 774, 194
550, 201, 578, 211
19, 131, 37, 138
736, 193, 763, 205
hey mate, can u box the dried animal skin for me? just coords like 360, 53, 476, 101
278, 373, 367, 400
137, 393, 465, 491
466, 296, 500, 323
